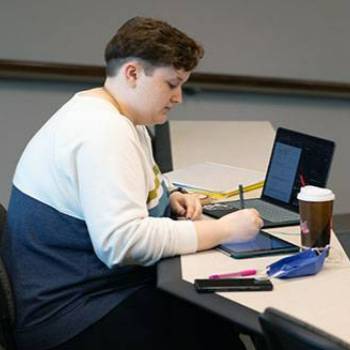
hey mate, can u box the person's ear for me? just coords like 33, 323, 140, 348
123, 62, 142, 88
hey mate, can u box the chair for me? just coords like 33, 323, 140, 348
0, 205, 5, 245
259, 307, 350, 350
0, 204, 16, 350
147, 122, 173, 173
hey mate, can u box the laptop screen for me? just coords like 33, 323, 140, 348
261, 128, 335, 211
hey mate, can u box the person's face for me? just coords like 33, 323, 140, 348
130, 65, 191, 125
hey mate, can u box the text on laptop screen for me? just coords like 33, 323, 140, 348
264, 142, 302, 203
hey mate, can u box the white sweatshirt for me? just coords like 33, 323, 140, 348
14, 93, 198, 267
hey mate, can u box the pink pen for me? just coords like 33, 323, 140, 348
209, 269, 258, 279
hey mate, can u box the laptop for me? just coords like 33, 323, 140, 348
202, 127, 335, 228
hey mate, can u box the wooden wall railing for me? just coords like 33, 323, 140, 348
2, 59, 350, 99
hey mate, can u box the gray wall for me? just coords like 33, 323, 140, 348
2, 0, 350, 80
1, 1, 350, 213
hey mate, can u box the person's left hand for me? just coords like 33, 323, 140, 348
169, 192, 202, 220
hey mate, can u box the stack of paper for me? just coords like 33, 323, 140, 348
166, 162, 265, 200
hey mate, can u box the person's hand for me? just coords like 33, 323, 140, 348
218, 208, 263, 243
169, 192, 202, 220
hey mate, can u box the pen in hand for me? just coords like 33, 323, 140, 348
239, 184, 245, 209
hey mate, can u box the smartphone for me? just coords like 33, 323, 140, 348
194, 278, 273, 293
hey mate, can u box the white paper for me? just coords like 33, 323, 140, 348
166, 162, 264, 193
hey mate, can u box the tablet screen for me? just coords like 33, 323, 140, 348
219, 230, 299, 258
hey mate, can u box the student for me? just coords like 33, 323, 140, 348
2, 17, 263, 350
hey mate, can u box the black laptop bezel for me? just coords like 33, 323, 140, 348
260, 127, 335, 213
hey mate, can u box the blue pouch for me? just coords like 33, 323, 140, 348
267, 246, 330, 279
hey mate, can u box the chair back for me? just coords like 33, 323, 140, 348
259, 308, 350, 350
0, 205, 5, 244
0, 204, 16, 350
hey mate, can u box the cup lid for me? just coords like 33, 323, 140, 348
297, 185, 335, 202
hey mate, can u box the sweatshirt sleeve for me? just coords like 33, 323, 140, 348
71, 113, 197, 268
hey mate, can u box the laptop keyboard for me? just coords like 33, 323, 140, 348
205, 199, 299, 223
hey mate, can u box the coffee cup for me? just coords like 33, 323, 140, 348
297, 186, 335, 249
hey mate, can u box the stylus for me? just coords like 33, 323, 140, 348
209, 269, 257, 279
239, 184, 245, 209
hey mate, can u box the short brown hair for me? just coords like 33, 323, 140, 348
104, 17, 204, 76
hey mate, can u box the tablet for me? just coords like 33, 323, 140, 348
218, 230, 300, 259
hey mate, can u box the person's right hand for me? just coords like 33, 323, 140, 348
218, 208, 263, 244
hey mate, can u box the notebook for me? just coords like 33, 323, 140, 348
166, 162, 264, 199
203, 127, 336, 228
